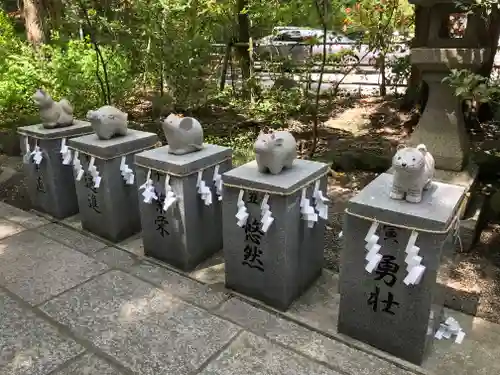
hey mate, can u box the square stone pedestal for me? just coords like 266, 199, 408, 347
18, 121, 93, 219
222, 159, 329, 311
134, 144, 232, 271
338, 173, 466, 365
68, 130, 158, 242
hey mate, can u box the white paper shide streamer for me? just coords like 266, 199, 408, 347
235, 189, 249, 227
119, 156, 135, 185
300, 187, 317, 228
30, 140, 43, 165
403, 230, 426, 286
163, 174, 178, 212
313, 180, 329, 220
260, 193, 274, 233
23, 136, 31, 164
435, 317, 465, 344
197, 170, 212, 206
73, 151, 85, 181
87, 156, 102, 189
213, 164, 223, 201
139, 169, 157, 204
365, 222, 382, 273
60, 138, 73, 165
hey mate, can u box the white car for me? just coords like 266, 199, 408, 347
254, 27, 378, 70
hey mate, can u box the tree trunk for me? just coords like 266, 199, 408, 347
22, 0, 47, 45
477, 8, 500, 78
235, 0, 251, 97
401, 5, 429, 110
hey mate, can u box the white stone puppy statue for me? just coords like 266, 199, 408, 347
254, 130, 297, 175
161, 114, 204, 155
86, 106, 128, 140
32, 89, 74, 128
390, 143, 435, 203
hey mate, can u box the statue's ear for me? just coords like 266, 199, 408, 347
274, 137, 284, 146
416, 144, 427, 154
179, 117, 193, 131
397, 144, 406, 150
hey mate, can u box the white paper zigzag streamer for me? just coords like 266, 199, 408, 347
213, 164, 223, 201
88, 156, 101, 189
364, 222, 382, 273
300, 187, 318, 228
139, 169, 158, 204
73, 151, 85, 181
119, 156, 135, 185
403, 230, 426, 286
163, 174, 178, 212
260, 193, 274, 233
313, 180, 329, 220
30, 140, 43, 165
235, 189, 249, 228
60, 138, 73, 165
196, 170, 212, 206
23, 136, 31, 164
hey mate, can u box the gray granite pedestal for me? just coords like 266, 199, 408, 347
337, 173, 466, 365
18, 121, 93, 219
134, 144, 232, 271
222, 159, 329, 311
68, 130, 158, 242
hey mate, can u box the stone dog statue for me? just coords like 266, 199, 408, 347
254, 130, 297, 175
32, 89, 74, 128
390, 144, 435, 203
86, 106, 128, 140
161, 114, 204, 155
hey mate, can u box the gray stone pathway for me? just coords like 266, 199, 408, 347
0, 201, 498, 375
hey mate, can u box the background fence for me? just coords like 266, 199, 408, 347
211, 42, 500, 95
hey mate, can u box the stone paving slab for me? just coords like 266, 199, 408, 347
40, 270, 241, 375
198, 331, 342, 375
91, 247, 138, 270
0, 217, 26, 240
0, 290, 84, 375
52, 353, 125, 375
37, 223, 107, 255
117, 235, 144, 257
0, 230, 108, 305
129, 261, 230, 310
0, 202, 50, 229
216, 298, 414, 375
61, 214, 83, 231
279, 268, 500, 375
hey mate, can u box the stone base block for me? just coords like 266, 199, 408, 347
222, 159, 329, 311
338, 173, 466, 365
68, 130, 158, 242
18, 121, 93, 219
455, 193, 486, 253
134, 144, 232, 271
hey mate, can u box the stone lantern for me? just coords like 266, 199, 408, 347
408, 0, 494, 174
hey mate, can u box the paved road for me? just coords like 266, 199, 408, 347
225, 70, 406, 95
0, 201, 498, 375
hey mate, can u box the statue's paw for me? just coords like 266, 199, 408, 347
389, 191, 404, 200
268, 165, 284, 175
406, 194, 422, 203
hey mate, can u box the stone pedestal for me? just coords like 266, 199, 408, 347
134, 144, 232, 271
408, 72, 470, 171
68, 130, 158, 242
222, 159, 329, 311
408, 49, 487, 172
338, 173, 465, 365
18, 121, 93, 219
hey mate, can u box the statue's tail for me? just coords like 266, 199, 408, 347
59, 99, 74, 115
